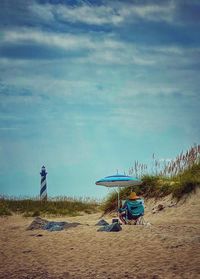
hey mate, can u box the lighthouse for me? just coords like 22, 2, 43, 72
40, 165, 47, 200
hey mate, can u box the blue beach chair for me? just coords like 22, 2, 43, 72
119, 192, 145, 225
125, 199, 145, 225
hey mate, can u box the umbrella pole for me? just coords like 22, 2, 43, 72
117, 187, 120, 217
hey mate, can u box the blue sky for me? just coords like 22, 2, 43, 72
0, 0, 200, 199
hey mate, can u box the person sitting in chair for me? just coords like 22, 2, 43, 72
118, 192, 144, 225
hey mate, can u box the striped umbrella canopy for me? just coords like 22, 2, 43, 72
95, 174, 142, 187
95, 174, 142, 215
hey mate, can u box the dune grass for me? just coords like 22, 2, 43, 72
127, 144, 200, 178
1, 144, 199, 217
0, 196, 100, 217
100, 159, 200, 215
172, 162, 200, 199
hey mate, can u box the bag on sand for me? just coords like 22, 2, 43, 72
95, 219, 109, 226
97, 222, 122, 232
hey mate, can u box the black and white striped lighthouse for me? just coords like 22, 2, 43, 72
40, 166, 47, 200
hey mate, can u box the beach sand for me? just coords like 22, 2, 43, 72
0, 192, 200, 279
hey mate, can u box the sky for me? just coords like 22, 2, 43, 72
0, 0, 200, 199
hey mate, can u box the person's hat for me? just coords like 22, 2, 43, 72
129, 192, 139, 200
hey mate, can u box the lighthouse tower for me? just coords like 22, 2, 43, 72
40, 165, 47, 200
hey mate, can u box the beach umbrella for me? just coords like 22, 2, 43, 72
95, 174, 142, 214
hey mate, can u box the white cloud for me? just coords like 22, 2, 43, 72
2, 25, 199, 67
2, 28, 124, 52
30, 2, 123, 26
6, 27, 200, 70
55, 4, 123, 26
122, 2, 176, 23
30, 1, 54, 22
29, 1, 176, 26
1, 28, 140, 65
3, 29, 93, 50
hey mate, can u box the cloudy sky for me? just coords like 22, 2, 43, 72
0, 0, 199, 198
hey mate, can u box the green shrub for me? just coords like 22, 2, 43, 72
141, 175, 160, 197
159, 181, 174, 197
0, 205, 12, 216
99, 191, 118, 215
172, 163, 200, 199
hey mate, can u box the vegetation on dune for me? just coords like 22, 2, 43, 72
101, 144, 200, 215
127, 144, 200, 178
172, 162, 200, 199
0, 204, 12, 217
1, 144, 199, 217
0, 197, 99, 217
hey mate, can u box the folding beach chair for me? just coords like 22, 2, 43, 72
125, 214, 145, 225
119, 199, 145, 225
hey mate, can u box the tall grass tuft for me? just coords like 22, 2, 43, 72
128, 144, 200, 178
0, 202, 12, 217
101, 144, 200, 215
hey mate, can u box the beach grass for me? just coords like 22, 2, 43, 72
100, 156, 200, 214
1, 144, 199, 217
0, 196, 100, 217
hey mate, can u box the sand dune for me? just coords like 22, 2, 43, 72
0, 191, 200, 279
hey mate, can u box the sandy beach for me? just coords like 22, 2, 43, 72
0, 192, 200, 279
